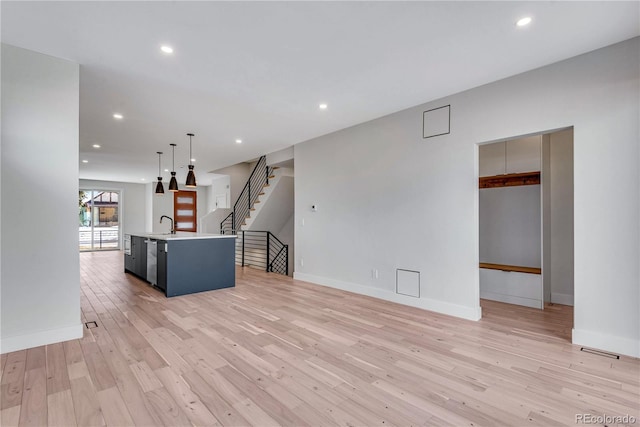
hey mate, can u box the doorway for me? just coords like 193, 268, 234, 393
79, 189, 121, 251
477, 128, 574, 339
174, 190, 197, 232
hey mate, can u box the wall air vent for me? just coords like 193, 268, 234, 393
396, 269, 420, 298
423, 104, 451, 139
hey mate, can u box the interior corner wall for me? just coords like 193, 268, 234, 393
1, 44, 82, 353
542, 134, 552, 304
549, 129, 575, 306
294, 37, 639, 357
266, 146, 294, 166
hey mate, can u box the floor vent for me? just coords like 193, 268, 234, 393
85, 321, 98, 329
580, 347, 620, 359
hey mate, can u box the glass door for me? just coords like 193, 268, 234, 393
79, 189, 121, 251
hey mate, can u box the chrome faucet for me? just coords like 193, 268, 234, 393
160, 215, 175, 234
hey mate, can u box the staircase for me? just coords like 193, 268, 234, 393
221, 156, 289, 276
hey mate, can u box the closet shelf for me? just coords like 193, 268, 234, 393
479, 263, 541, 275
479, 171, 540, 189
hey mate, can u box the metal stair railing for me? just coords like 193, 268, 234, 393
220, 155, 272, 234
221, 211, 234, 235
232, 230, 288, 276
220, 156, 288, 276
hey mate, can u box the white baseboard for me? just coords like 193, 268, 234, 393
572, 328, 639, 358
480, 290, 543, 309
0, 323, 83, 354
294, 272, 481, 321
550, 292, 574, 306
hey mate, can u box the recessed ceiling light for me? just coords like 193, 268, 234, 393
164, 168, 169, 172
235, 139, 242, 144
161, 45, 174, 54
113, 113, 123, 119
81, 159, 88, 163
319, 103, 328, 110
141, 178, 146, 181
191, 158, 196, 162
516, 16, 532, 27
92, 144, 101, 148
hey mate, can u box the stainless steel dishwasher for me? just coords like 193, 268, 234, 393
146, 239, 157, 285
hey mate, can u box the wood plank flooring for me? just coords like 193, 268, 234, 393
1, 250, 638, 426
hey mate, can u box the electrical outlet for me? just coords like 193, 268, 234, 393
301, 218, 305, 227
371, 268, 379, 279
300, 258, 304, 267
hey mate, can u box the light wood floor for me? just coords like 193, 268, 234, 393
1, 251, 638, 426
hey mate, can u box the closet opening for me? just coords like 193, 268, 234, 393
478, 128, 574, 341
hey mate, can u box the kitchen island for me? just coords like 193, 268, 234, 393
124, 232, 236, 297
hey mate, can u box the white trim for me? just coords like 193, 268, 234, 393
480, 290, 543, 309
572, 328, 639, 358
551, 292, 574, 306
294, 272, 482, 321
0, 323, 83, 354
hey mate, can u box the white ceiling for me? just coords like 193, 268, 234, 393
2, 1, 638, 185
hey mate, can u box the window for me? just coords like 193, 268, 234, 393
79, 189, 121, 251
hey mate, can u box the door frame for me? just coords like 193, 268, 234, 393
79, 187, 123, 251
173, 190, 197, 232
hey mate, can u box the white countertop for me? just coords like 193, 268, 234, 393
128, 232, 236, 241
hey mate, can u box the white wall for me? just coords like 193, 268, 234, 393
79, 179, 147, 235
294, 38, 639, 357
209, 175, 231, 210
479, 185, 542, 267
200, 163, 253, 233
1, 44, 82, 353
200, 208, 232, 234
246, 176, 294, 233
266, 146, 294, 166
211, 163, 252, 208
277, 214, 295, 277
549, 129, 575, 305
542, 134, 552, 304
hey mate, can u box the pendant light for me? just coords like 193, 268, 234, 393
155, 152, 165, 195
185, 133, 197, 187
169, 143, 179, 192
